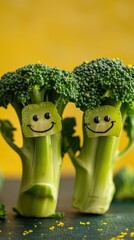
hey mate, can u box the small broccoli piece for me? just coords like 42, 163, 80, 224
0, 64, 78, 217
114, 167, 134, 200
0, 204, 6, 219
64, 58, 134, 214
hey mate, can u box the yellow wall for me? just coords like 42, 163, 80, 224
0, 0, 134, 178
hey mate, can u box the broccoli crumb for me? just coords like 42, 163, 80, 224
22, 229, 33, 235
130, 232, 134, 237
68, 226, 74, 230
49, 226, 55, 231
56, 221, 64, 227
80, 221, 86, 225
101, 220, 108, 225
97, 228, 103, 231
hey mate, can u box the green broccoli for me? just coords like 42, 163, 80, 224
0, 64, 78, 217
114, 166, 134, 201
0, 204, 5, 219
64, 58, 134, 214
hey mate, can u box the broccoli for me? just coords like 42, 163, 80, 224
0, 204, 5, 219
64, 58, 134, 214
0, 63, 78, 217
114, 166, 134, 201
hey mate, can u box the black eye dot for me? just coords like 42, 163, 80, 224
104, 116, 110, 122
44, 112, 51, 119
94, 116, 100, 124
33, 115, 39, 121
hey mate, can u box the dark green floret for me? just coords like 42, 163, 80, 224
0, 64, 78, 110
74, 58, 134, 111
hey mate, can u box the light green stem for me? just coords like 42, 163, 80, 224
73, 136, 117, 214
72, 129, 99, 209
15, 134, 62, 217
90, 136, 116, 196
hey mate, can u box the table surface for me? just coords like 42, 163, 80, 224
0, 177, 134, 240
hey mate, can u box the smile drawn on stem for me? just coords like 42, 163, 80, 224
84, 121, 116, 134
27, 122, 56, 133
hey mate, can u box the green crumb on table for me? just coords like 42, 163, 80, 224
49, 226, 55, 231
82, 236, 87, 239
56, 221, 65, 227
8, 231, 14, 235
79, 221, 91, 225
22, 229, 33, 236
130, 231, 134, 237
108, 227, 134, 240
86, 221, 90, 225
101, 220, 108, 225
68, 226, 74, 230
97, 228, 103, 231
80, 221, 86, 225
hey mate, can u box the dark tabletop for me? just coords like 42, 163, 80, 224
0, 177, 134, 240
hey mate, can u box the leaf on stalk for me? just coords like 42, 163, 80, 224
124, 114, 134, 143
0, 120, 16, 143
62, 117, 81, 155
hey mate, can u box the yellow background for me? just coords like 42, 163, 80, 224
0, 0, 134, 178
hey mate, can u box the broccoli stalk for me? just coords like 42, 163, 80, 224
64, 58, 134, 214
73, 133, 116, 213
0, 64, 78, 217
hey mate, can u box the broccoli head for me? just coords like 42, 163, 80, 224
73, 58, 134, 111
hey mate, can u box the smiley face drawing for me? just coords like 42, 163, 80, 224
84, 105, 122, 138
22, 102, 62, 137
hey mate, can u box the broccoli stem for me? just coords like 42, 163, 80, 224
7, 97, 64, 217
86, 136, 116, 212
68, 118, 118, 214
72, 130, 98, 208
72, 104, 134, 214
15, 134, 62, 217
113, 104, 133, 163
72, 136, 116, 214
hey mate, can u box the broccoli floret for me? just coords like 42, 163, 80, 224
74, 58, 134, 111
64, 58, 134, 214
114, 167, 134, 200
0, 64, 78, 217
